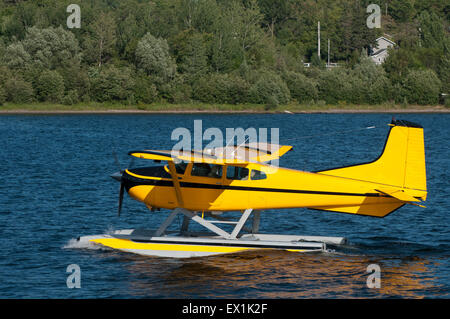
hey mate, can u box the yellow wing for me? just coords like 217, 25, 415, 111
128, 143, 292, 164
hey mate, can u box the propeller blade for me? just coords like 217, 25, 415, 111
127, 156, 135, 170
118, 181, 125, 217
113, 151, 122, 173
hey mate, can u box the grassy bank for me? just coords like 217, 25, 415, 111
0, 102, 449, 113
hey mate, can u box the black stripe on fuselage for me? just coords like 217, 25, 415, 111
123, 173, 387, 198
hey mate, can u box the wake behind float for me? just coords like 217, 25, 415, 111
78, 119, 427, 258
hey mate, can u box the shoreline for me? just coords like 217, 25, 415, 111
0, 103, 449, 114
1, 108, 449, 114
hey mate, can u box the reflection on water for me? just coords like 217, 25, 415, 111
120, 249, 440, 298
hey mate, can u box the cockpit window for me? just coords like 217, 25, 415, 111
226, 166, 249, 180
191, 163, 222, 178
250, 169, 267, 180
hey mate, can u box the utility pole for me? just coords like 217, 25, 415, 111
418, 27, 422, 47
318, 21, 320, 58
327, 38, 330, 67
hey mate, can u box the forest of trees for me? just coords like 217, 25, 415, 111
0, 0, 448, 108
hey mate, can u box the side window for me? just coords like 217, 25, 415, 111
226, 166, 249, 180
191, 163, 222, 178
175, 162, 188, 175
250, 169, 267, 180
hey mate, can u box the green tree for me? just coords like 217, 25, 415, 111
177, 0, 220, 33
310, 54, 325, 68
135, 32, 177, 80
276, 42, 307, 73
145, 0, 182, 39
0, 0, 447, 106
383, 47, 422, 83
171, 30, 210, 82
211, 0, 266, 71
89, 65, 135, 102
339, 0, 378, 61
1, 1, 37, 41
16, 26, 80, 69
389, 0, 415, 23
88, 12, 117, 67
283, 71, 318, 103
248, 70, 290, 105
192, 73, 249, 104
35, 70, 65, 103
62, 90, 80, 105
350, 52, 391, 104
133, 72, 159, 104
257, 0, 293, 38
58, 65, 90, 102
438, 53, 450, 93
418, 11, 446, 51
3, 76, 34, 103
317, 68, 352, 104
402, 69, 441, 105
210, 11, 242, 72
0, 85, 6, 106
231, 0, 265, 64
115, 8, 147, 62
158, 73, 192, 103
3, 43, 31, 69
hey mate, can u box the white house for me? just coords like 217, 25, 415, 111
370, 36, 396, 65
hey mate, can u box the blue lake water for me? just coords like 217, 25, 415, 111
0, 113, 448, 298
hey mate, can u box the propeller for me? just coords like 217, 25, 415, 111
112, 150, 135, 217
118, 180, 125, 217
113, 151, 123, 173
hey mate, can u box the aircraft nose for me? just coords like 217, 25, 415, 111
110, 171, 123, 182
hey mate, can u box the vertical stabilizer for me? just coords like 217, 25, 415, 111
317, 119, 427, 196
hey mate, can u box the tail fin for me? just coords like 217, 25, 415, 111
318, 119, 427, 200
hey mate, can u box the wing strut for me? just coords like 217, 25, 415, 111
167, 161, 184, 207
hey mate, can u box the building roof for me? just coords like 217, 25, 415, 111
375, 36, 396, 46
370, 48, 387, 57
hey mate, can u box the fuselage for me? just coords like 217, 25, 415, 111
120, 161, 416, 217
114, 119, 427, 218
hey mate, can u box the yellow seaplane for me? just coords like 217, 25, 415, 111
79, 119, 427, 258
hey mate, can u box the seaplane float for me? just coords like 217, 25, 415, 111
77, 119, 427, 258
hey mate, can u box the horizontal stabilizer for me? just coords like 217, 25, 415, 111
375, 187, 421, 202
312, 201, 405, 218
